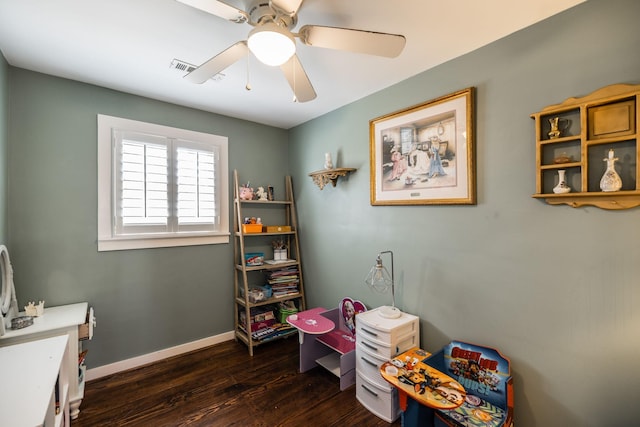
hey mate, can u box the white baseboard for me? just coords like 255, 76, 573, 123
86, 330, 235, 381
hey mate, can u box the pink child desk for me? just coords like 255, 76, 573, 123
287, 307, 357, 390
287, 307, 334, 343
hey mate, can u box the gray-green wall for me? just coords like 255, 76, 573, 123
2, 0, 639, 425
289, 1, 639, 426
6, 68, 288, 369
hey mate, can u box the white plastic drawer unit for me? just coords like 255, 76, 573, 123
356, 341, 393, 390
357, 330, 418, 359
356, 371, 399, 423
355, 307, 420, 423
356, 309, 419, 351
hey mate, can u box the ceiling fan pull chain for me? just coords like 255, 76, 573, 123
292, 59, 297, 102
245, 50, 252, 91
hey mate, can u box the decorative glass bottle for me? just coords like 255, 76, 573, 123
599, 149, 622, 192
553, 169, 571, 194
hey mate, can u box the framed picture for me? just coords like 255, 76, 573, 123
369, 87, 476, 205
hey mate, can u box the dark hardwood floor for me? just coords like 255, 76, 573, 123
72, 336, 401, 426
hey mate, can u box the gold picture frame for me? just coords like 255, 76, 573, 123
369, 87, 476, 205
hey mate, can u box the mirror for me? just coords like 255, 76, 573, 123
0, 245, 18, 336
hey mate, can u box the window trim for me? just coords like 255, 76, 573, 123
97, 115, 229, 251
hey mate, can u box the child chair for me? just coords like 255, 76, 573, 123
424, 341, 514, 427
292, 298, 366, 390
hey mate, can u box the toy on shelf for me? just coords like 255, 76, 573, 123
239, 184, 254, 200
25, 301, 45, 317
256, 186, 268, 201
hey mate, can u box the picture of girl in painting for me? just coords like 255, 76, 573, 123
429, 139, 447, 177
389, 145, 407, 181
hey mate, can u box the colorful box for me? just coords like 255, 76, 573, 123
265, 225, 291, 233
244, 252, 264, 266
242, 224, 263, 233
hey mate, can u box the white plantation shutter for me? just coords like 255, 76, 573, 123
113, 133, 221, 235
98, 115, 229, 251
115, 132, 170, 235
175, 140, 219, 231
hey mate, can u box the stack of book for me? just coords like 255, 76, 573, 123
250, 322, 295, 341
239, 306, 276, 333
266, 267, 299, 298
237, 305, 296, 341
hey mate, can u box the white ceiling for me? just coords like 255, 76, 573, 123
0, 0, 585, 129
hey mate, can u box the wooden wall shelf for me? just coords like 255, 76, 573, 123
531, 83, 640, 209
532, 191, 640, 210
308, 167, 356, 190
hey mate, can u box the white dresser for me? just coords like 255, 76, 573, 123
0, 303, 95, 420
355, 307, 419, 422
0, 335, 70, 427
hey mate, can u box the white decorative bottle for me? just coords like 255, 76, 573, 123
553, 169, 571, 194
324, 152, 333, 170
599, 149, 622, 192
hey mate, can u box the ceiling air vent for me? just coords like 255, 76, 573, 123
170, 59, 224, 81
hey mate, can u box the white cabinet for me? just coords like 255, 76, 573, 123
0, 335, 69, 427
355, 307, 419, 423
0, 302, 94, 420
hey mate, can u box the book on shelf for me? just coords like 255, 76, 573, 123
248, 323, 295, 341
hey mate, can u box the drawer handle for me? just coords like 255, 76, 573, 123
361, 341, 378, 351
361, 356, 377, 367
360, 384, 378, 397
360, 327, 378, 337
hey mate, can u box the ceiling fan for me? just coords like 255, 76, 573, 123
176, 0, 406, 102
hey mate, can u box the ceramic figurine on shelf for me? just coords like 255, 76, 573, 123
553, 152, 572, 164
553, 170, 571, 194
548, 117, 570, 139
256, 186, 268, 201
600, 149, 622, 192
548, 117, 562, 139
324, 152, 334, 170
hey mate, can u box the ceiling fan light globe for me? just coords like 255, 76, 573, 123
248, 23, 296, 66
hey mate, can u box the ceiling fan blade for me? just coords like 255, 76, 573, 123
185, 41, 248, 84
280, 54, 316, 103
269, 0, 304, 16
298, 25, 406, 58
176, 0, 247, 23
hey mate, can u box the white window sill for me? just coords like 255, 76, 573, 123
98, 233, 230, 252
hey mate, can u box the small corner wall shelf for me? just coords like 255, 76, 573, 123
531, 83, 640, 209
308, 167, 356, 190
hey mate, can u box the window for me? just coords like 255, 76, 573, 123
98, 115, 229, 251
